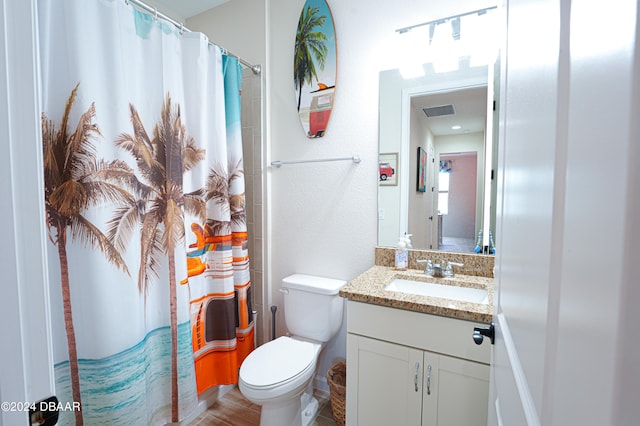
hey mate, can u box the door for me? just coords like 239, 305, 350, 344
488, 0, 560, 424
347, 334, 423, 425
0, 1, 56, 425
489, 0, 640, 425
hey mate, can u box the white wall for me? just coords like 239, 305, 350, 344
268, 0, 380, 390
267, 0, 496, 392
187, 0, 265, 67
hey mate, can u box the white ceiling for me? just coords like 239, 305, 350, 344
411, 86, 488, 136
153, 0, 230, 19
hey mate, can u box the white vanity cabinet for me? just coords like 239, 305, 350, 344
346, 301, 491, 426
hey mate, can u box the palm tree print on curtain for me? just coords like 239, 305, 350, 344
42, 83, 133, 426
109, 95, 205, 422
38, 0, 249, 423
294, 0, 336, 138
182, 56, 254, 395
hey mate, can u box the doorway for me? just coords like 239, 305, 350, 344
438, 151, 477, 252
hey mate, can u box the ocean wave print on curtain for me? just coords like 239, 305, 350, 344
38, 0, 252, 424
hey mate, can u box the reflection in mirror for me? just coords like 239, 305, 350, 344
378, 6, 499, 255
438, 151, 478, 252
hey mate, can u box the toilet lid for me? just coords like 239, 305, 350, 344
241, 337, 316, 387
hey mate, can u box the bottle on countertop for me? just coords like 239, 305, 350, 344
394, 234, 412, 270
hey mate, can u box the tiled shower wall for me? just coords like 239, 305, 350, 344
241, 67, 265, 346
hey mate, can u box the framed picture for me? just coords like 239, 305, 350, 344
417, 147, 427, 192
379, 152, 398, 186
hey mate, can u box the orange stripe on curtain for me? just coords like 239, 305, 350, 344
190, 292, 235, 305
186, 223, 255, 394
194, 350, 238, 393
236, 327, 255, 368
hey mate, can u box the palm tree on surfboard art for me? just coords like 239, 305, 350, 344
294, 5, 329, 112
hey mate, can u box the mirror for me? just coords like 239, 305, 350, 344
378, 60, 499, 254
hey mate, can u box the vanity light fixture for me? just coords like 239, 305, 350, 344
395, 5, 498, 76
431, 21, 459, 73
398, 25, 430, 79
461, 11, 498, 67
395, 6, 497, 35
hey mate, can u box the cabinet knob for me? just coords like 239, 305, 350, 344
473, 323, 495, 345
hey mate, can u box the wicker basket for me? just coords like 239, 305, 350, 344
326, 361, 346, 426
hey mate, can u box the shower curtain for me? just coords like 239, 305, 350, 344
38, 0, 253, 424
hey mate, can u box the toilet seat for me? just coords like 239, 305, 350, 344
240, 336, 317, 390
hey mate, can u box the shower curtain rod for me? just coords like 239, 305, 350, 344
395, 5, 497, 34
126, 0, 261, 74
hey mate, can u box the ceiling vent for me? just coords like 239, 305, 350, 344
423, 104, 455, 118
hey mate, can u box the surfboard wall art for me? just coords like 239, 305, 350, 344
294, 0, 337, 138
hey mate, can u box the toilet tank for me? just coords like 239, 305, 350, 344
282, 274, 345, 342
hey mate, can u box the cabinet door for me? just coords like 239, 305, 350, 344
425, 354, 490, 426
420, 352, 439, 426
347, 334, 423, 425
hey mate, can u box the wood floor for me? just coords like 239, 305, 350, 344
187, 386, 339, 426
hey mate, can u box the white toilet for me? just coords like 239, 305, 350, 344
238, 274, 345, 426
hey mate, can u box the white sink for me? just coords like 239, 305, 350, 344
385, 278, 489, 305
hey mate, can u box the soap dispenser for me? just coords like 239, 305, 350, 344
401, 234, 413, 250
394, 234, 411, 270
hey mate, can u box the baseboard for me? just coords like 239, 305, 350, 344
176, 384, 235, 425
314, 375, 330, 396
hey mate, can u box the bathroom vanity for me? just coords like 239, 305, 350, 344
340, 260, 493, 426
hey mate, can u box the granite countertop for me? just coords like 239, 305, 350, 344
339, 265, 493, 323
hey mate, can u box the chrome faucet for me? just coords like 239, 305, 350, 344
417, 259, 464, 277
417, 259, 445, 277
417, 259, 432, 275
432, 262, 444, 277
445, 262, 464, 277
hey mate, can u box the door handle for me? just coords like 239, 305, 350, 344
426, 364, 432, 395
414, 362, 420, 392
473, 323, 495, 345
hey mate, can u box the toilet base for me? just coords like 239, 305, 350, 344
258, 391, 319, 426
301, 393, 319, 426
